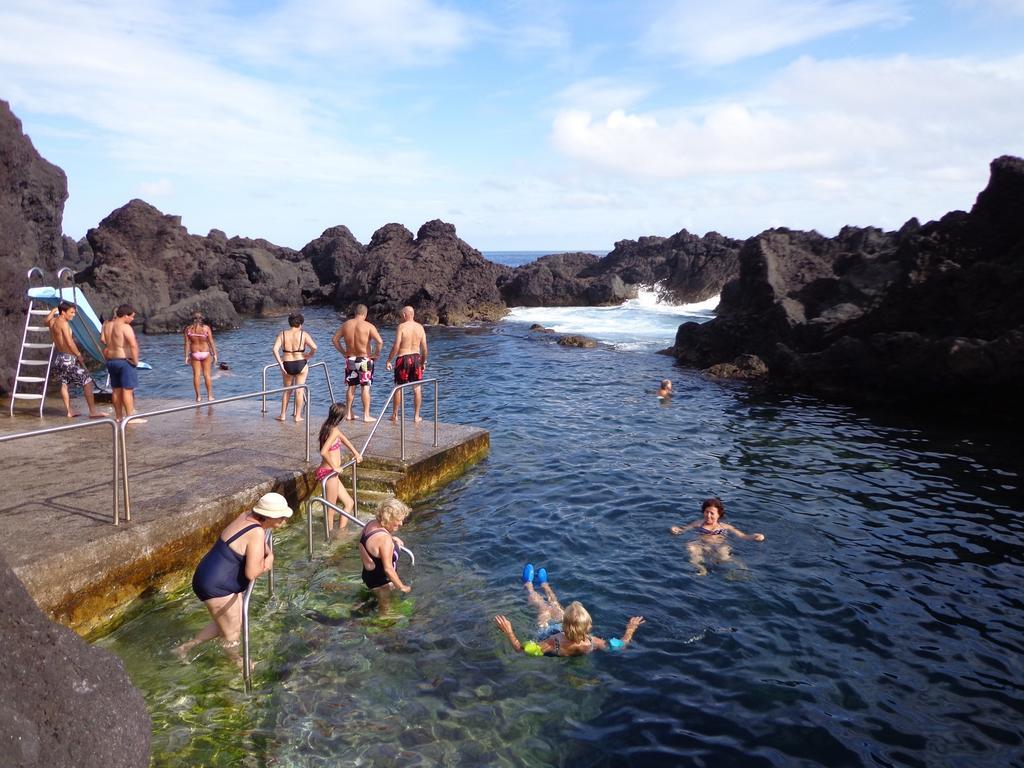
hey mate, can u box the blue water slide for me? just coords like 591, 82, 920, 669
26, 287, 153, 370
27, 286, 107, 363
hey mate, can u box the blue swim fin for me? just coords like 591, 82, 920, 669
522, 563, 535, 584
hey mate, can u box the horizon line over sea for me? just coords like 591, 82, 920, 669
482, 250, 608, 267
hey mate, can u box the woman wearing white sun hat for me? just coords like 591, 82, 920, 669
174, 492, 292, 667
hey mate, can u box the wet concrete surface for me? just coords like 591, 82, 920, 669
0, 394, 488, 633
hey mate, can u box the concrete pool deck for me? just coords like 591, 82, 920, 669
0, 395, 488, 635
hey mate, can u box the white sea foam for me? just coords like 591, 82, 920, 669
504, 284, 718, 350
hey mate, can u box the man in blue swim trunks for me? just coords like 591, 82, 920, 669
332, 303, 383, 422
102, 304, 144, 423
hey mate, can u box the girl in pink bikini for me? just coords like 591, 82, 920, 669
183, 312, 218, 401
316, 403, 362, 538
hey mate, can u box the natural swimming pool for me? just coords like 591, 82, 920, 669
97, 308, 1024, 767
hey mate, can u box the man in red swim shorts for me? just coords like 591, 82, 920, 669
384, 306, 428, 422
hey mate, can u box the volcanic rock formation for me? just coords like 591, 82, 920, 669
0, 100, 67, 394
671, 156, 1024, 419
499, 232, 741, 308
0, 551, 151, 768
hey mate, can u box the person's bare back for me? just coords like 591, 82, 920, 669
105, 317, 139, 363
392, 317, 426, 359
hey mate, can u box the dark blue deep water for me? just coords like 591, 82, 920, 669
99, 306, 1024, 767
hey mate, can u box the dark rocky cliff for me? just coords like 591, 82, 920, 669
671, 156, 1024, 419
0, 554, 151, 768
499, 231, 741, 308
0, 100, 67, 394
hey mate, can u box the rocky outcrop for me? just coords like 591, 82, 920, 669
593, 230, 742, 303
0, 100, 68, 394
499, 252, 635, 307
672, 156, 1024, 419
77, 200, 320, 330
500, 231, 740, 308
313, 219, 511, 324
0, 552, 151, 768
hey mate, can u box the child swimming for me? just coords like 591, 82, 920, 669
670, 497, 765, 576
494, 566, 644, 657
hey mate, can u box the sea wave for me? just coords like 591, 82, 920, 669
503, 285, 718, 349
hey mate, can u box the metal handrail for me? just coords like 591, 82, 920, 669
359, 378, 439, 460
241, 528, 274, 693
26, 266, 46, 289
0, 418, 120, 524
119, 385, 311, 521
56, 267, 104, 359
305, 456, 360, 557
308, 496, 415, 565
260, 361, 335, 413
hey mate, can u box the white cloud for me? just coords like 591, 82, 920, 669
228, 0, 471, 68
551, 54, 1024, 178
555, 78, 653, 113
643, 0, 910, 67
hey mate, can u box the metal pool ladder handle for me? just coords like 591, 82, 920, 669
260, 361, 335, 414
306, 495, 416, 566
359, 378, 439, 461
241, 528, 274, 694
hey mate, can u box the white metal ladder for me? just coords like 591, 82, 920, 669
9, 268, 55, 417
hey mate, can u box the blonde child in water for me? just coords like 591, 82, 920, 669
494, 565, 644, 657
670, 497, 765, 576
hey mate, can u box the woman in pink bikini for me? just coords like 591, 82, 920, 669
316, 403, 362, 538
183, 312, 218, 401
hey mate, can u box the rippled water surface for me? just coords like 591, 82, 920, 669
99, 307, 1024, 767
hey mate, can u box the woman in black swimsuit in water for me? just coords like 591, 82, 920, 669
272, 313, 317, 422
174, 493, 292, 668
359, 498, 412, 608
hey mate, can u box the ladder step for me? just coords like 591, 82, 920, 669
16, 376, 46, 383
12, 394, 44, 400
19, 359, 49, 366
23, 343, 52, 348
29, 309, 52, 316
27, 326, 49, 332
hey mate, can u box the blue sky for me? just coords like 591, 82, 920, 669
2, 0, 1023, 251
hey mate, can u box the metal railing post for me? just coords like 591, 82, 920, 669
121, 384, 310, 522
0, 418, 121, 524
262, 361, 335, 415
242, 528, 273, 693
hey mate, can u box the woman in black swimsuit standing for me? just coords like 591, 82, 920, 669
272, 313, 317, 422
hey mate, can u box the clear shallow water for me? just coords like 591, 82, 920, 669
98, 307, 1024, 767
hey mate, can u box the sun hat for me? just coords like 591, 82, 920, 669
253, 492, 293, 518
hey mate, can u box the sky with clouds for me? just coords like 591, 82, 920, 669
2, 0, 1023, 250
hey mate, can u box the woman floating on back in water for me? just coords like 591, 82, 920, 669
494, 565, 644, 657
670, 497, 765, 576
272, 313, 316, 422
316, 403, 362, 537
183, 311, 217, 402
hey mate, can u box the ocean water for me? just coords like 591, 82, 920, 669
97, 301, 1024, 767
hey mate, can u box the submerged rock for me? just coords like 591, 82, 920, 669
557, 334, 599, 348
